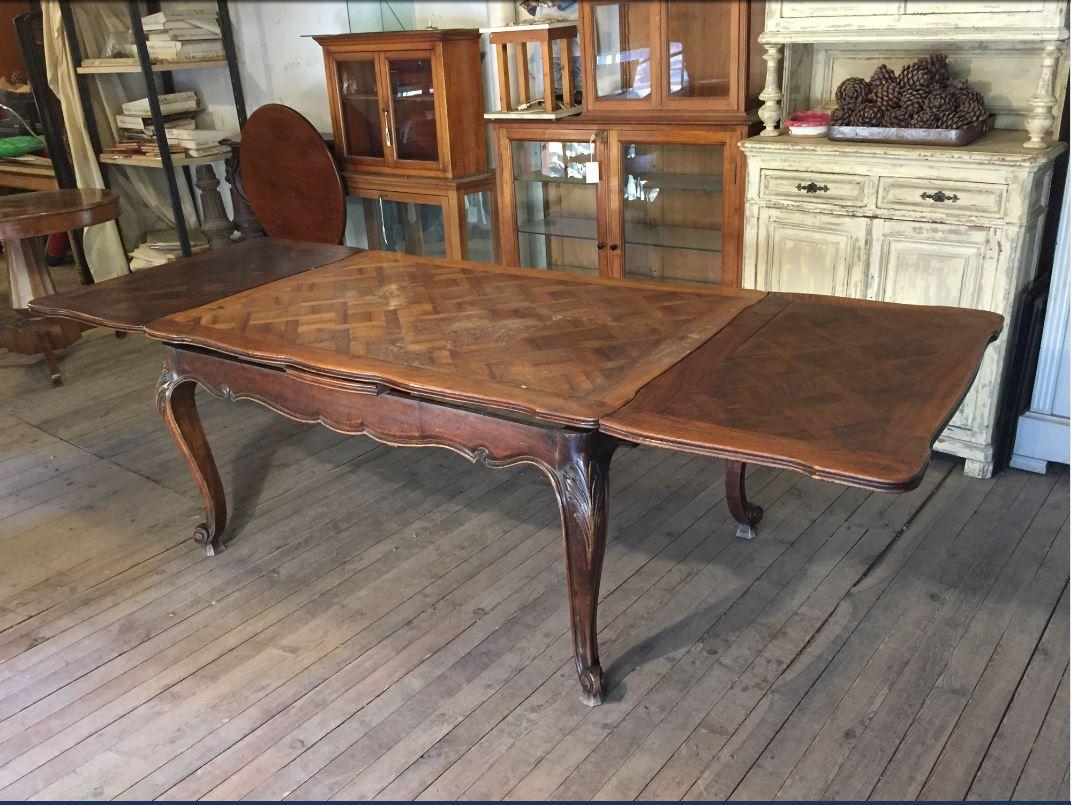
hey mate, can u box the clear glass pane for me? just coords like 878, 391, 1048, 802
512, 140, 599, 276
348, 197, 446, 258
388, 57, 438, 162
593, 1, 654, 100
621, 143, 724, 285
338, 59, 383, 159
666, 1, 732, 99
463, 190, 495, 263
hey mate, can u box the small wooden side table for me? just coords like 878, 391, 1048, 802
0, 188, 119, 385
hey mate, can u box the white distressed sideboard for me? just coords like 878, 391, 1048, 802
740, 131, 1065, 477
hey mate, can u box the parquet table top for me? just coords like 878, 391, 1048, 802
30, 239, 359, 332
29, 243, 1002, 490
602, 294, 1003, 490
144, 252, 763, 426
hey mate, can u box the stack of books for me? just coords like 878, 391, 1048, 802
142, 6, 224, 63
102, 90, 233, 161
129, 228, 209, 270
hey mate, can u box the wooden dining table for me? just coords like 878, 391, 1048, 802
29, 238, 1002, 705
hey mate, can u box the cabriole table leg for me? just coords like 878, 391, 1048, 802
726, 460, 763, 540
549, 432, 617, 706
156, 367, 228, 555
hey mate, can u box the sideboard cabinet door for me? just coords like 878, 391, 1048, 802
866, 219, 995, 435
754, 208, 868, 296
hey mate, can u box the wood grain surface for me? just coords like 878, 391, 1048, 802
0, 189, 118, 239
144, 252, 763, 426
601, 293, 1004, 490
239, 104, 347, 244
28, 238, 359, 332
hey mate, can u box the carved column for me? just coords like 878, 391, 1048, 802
1024, 42, 1061, 150
758, 42, 784, 137
194, 164, 235, 249
224, 143, 264, 241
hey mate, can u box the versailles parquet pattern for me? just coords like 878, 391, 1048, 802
146, 256, 762, 425
30, 239, 359, 331
603, 294, 1003, 489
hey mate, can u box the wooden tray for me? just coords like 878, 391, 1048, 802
828, 116, 991, 147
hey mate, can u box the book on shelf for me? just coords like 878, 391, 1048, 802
145, 39, 224, 62
163, 128, 234, 146
116, 115, 196, 134
147, 27, 220, 41
121, 91, 198, 117
141, 8, 219, 27
147, 228, 209, 252
184, 144, 229, 158
81, 57, 140, 68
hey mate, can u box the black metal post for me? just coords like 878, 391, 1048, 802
126, 0, 192, 256
217, 0, 247, 127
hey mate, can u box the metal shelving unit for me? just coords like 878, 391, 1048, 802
59, 0, 248, 257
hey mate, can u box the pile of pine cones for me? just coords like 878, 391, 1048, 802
830, 54, 988, 130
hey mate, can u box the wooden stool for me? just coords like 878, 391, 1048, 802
0, 189, 118, 385
482, 21, 582, 119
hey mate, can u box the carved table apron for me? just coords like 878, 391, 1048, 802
29, 243, 1003, 705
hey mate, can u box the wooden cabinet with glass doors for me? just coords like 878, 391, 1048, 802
579, 0, 764, 118
315, 30, 487, 179
492, 120, 750, 286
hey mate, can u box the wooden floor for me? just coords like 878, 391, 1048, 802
0, 261, 1068, 800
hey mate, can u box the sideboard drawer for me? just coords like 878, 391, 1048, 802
877, 177, 1008, 220
759, 169, 870, 207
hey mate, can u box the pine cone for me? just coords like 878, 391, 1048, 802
871, 64, 896, 84
935, 110, 967, 129
910, 110, 939, 129
829, 106, 853, 125
851, 103, 885, 127
884, 107, 913, 128
925, 89, 957, 115
958, 100, 988, 126
954, 87, 985, 110
870, 81, 901, 110
899, 87, 928, 116
898, 61, 932, 90
835, 77, 870, 109
923, 53, 950, 87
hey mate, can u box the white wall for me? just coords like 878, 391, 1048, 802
174, 1, 351, 135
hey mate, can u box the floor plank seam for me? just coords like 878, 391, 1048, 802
958, 578, 1070, 799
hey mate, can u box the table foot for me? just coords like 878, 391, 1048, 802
578, 665, 604, 706
2, 315, 81, 387
157, 368, 228, 556
726, 460, 763, 540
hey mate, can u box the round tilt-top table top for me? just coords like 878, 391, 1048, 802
0, 188, 119, 240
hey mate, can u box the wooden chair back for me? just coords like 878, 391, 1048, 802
239, 104, 346, 245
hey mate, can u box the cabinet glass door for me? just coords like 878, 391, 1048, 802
512, 139, 601, 276
590, 1, 657, 104
346, 196, 447, 258
385, 54, 439, 164
663, 1, 734, 103
337, 57, 384, 159
619, 142, 725, 285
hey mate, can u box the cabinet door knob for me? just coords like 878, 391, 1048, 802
796, 182, 829, 194
597, 242, 606, 250
609, 244, 619, 251
921, 190, 959, 203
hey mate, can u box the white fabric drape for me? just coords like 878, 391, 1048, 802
42, 0, 199, 279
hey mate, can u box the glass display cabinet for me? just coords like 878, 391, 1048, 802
344, 171, 496, 262
578, 0, 762, 117
492, 120, 749, 286
315, 29, 487, 179
317, 29, 495, 262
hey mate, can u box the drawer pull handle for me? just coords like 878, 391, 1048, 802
796, 182, 829, 194
921, 190, 959, 203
